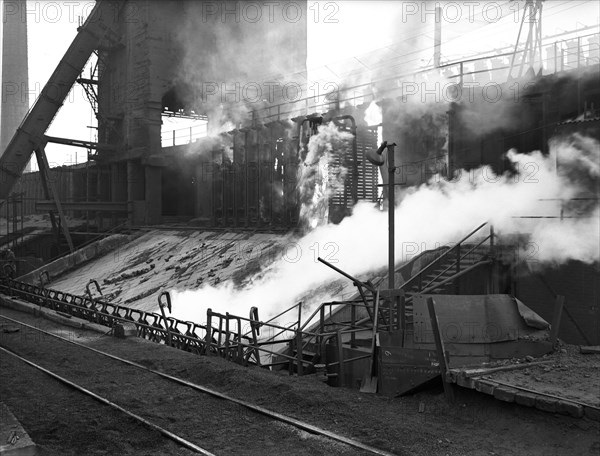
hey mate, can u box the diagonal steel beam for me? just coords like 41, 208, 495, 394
0, 0, 122, 204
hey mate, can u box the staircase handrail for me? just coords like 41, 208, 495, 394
415, 260, 493, 297
207, 309, 320, 337
400, 222, 489, 292
420, 233, 493, 291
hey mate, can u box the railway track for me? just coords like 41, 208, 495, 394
0, 313, 397, 456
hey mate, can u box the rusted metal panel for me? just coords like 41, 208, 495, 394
443, 343, 487, 356
408, 295, 553, 368
412, 294, 549, 345
378, 346, 440, 397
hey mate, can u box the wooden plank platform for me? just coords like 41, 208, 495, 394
448, 344, 600, 420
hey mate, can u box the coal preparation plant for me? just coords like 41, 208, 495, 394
0, 1, 599, 455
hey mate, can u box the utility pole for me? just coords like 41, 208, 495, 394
366, 141, 397, 290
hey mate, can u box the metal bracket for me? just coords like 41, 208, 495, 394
85, 279, 103, 300
39, 271, 50, 287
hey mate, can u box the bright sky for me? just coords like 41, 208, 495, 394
1, 1, 598, 170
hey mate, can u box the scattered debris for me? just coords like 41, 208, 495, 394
1, 326, 20, 333
104, 264, 155, 284
123, 287, 162, 304
113, 322, 137, 338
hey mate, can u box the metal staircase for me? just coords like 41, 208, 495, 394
311, 222, 497, 348
302, 222, 499, 387
386, 222, 496, 333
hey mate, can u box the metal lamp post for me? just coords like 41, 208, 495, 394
366, 141, 397, 291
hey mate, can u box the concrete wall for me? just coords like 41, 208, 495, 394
18, 234, 134, 285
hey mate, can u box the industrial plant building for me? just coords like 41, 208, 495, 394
0, 2, 599, 453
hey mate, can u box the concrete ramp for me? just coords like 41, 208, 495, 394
48, 230, 292, 311
47, 230, 358, 318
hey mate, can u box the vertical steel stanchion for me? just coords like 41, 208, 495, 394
384, 144, 396, 291
205, 310, 213, 356
158, 291, 172, 347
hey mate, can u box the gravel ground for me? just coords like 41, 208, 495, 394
0, 312, 363, 455
1, 307, 599, 456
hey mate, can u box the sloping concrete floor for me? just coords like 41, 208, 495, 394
48, 229, 362, 321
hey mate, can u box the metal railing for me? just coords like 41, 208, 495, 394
0, 277, 374, 378
251, 31, 600, 122
0, 278, 210, 355
399, 222, 494, 299
204, 307, 318, 371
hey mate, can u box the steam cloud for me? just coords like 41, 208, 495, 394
169, 133, 600, 324
297, 123, 353, 228
174, 2, 307, 136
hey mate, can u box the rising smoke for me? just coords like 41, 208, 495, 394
174, 2, 308, 136
170, 133, 600, 324
297, 123, 354, 229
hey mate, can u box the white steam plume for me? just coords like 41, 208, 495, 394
364, 100, 383, 127
169, 134, 599, 324
174, 2, 307, 134
297, 123, 354, 228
